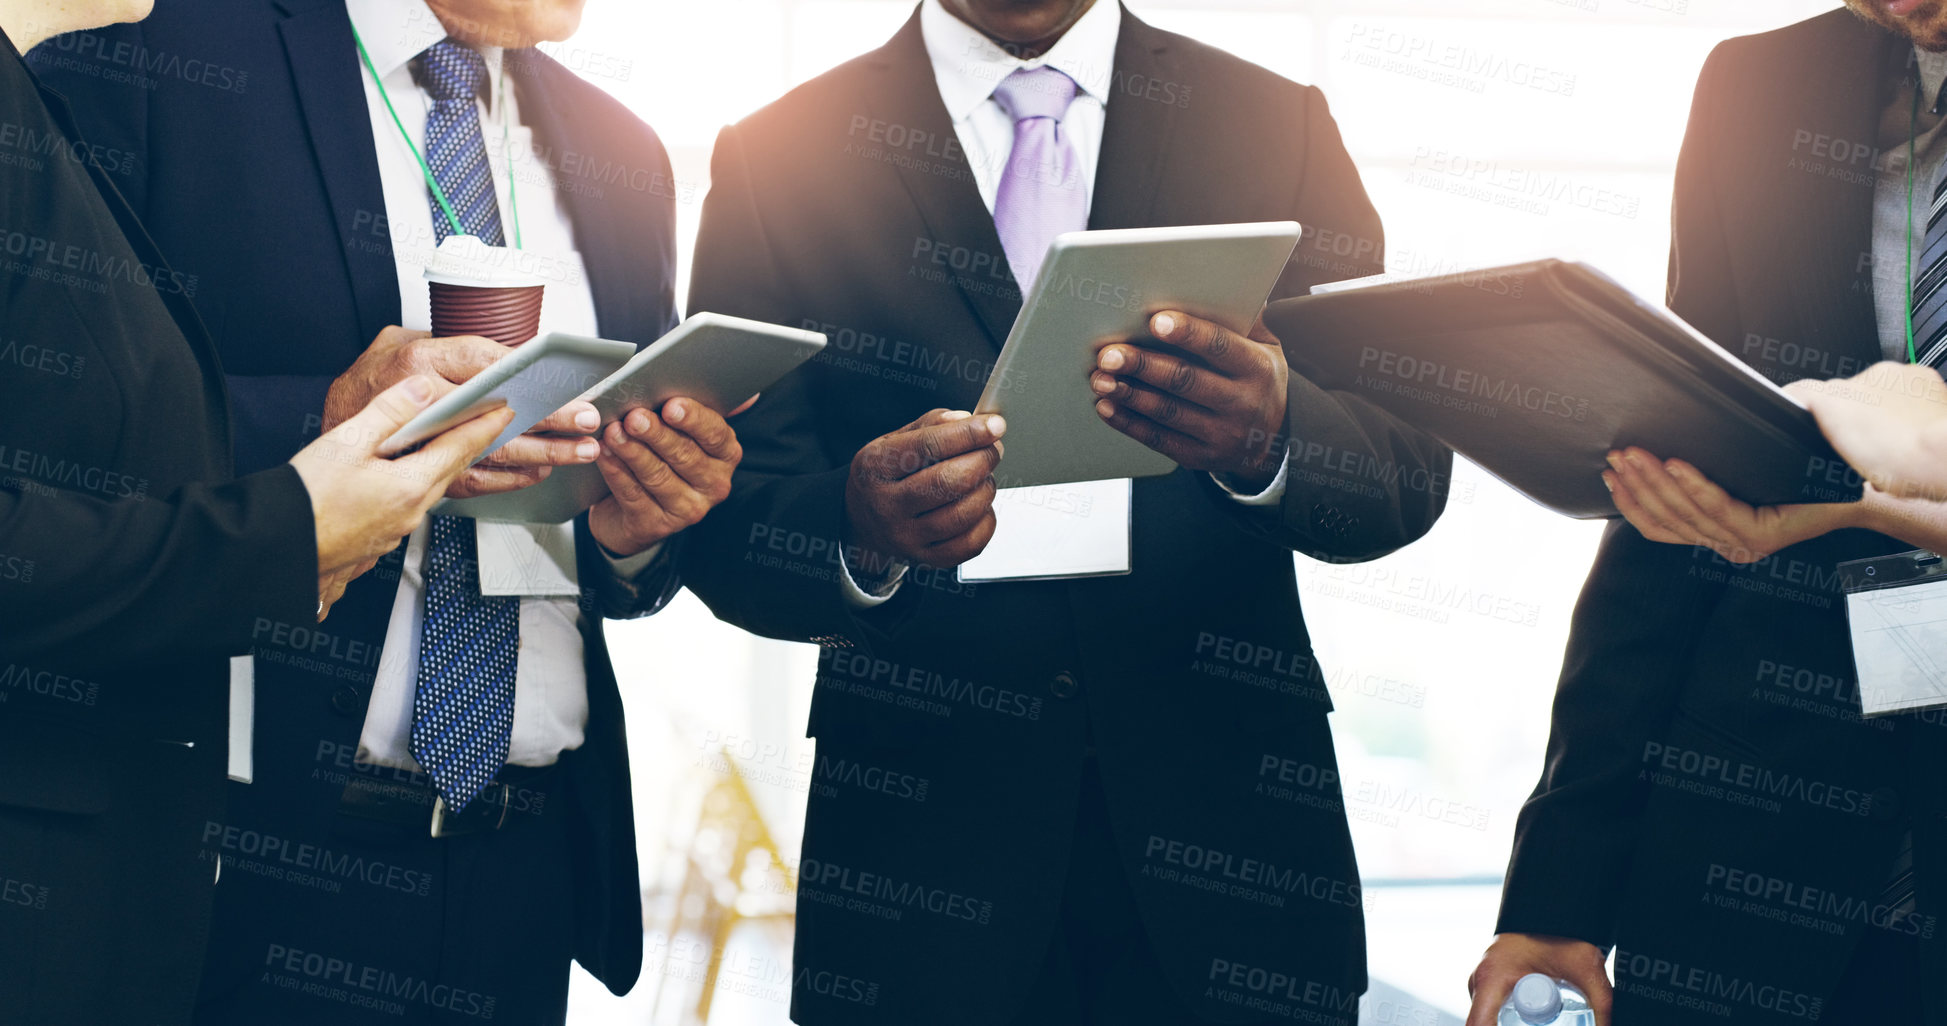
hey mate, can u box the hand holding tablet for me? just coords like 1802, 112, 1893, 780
377, 331, 637, 459
436, 313, 827, 523
973, 221, 1302, 489
1090, 308, 1292, 493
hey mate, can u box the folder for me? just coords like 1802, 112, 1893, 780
1263, 260, 1864, 519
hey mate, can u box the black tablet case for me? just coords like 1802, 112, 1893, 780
1263, 260, 1863, 519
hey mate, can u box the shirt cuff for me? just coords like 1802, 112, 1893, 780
1212, 443, 1291, 506
602, 539, 666, 580
840, 548, 909, 608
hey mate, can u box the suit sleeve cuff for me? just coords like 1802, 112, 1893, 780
601, 539, 666, 579
1212, 444, 1291, 506
840, 547, 908, 608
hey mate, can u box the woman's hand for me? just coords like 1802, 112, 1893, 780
1602, 447, 1867, 562
1790, 363, 1947, 501
291, 375, 514, 600
317, 556, 379, 622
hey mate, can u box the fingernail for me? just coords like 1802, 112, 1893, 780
628, 411, 650, 435
1153, 313, 1176, 336
986, 415, 1006, 437
1096, 399, 1115, 418
1606, 452, 1623, 471
1602, 472, 1615, 493
942, 410, 973, 421
666, 400, 686, 424
576, 439, 600, 461
403, 375, 432, 404
575, 409, 600, 431
1090, 373, 1116, 395
1099, 348, 1125, 371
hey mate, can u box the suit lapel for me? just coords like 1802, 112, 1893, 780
510, 50, 653, 342
861, 12, 1018, 352
276, 0, 401, 341
1088, 9, 1178, 232
1757, 17, 1901, 376
862, 5, 1178, 351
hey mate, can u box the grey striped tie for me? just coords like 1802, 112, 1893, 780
1912, 106, 1947, 367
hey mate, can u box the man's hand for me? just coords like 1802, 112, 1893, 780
845, 409, 1005, 568
322, 326, 601, 500
587, 397, 749, 558
1466, 934, 1611, 1026
1092, 310, 1288, 491
1603, 447, 1865, 563
1791, 363, 1947, 501
293, 375, 515, 592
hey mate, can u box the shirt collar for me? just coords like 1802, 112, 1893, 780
344, 0, 503, 95
1918, 46, 1947, 115
921, 0, 1121, 123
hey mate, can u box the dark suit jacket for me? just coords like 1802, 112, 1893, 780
680, 8, 1451, 1024
0, 29, 316, 1026
1499, 10, 1947, 1024
31, 0, 681, 1009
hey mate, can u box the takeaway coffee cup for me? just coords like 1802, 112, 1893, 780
425, 234, 546, 346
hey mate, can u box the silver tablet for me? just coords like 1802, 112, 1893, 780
437, 313, 827, 523
378, 332, 638, 458
974, 221, 1303, 489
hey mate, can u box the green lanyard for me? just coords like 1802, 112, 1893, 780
351, 25, 524, 249
1907, 76, 1922, 364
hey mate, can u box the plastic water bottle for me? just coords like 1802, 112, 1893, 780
1498, 973, 1596, 1026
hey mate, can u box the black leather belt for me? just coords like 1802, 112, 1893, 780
337, 762, 557, 839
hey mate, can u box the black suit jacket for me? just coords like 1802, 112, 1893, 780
1499, 10, 1947, 1024
0, 30, 316, 1026
680, 8, 1451, 1024
31, 0, 681, 1007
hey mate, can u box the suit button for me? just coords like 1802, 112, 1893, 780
1871, 787, 1903, 822
329, 684, 364, 717
1310, 504, 1349, 539
1050, 671, 1079, 699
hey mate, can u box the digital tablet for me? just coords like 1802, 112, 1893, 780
437, 313, 827, 523
974, 222, 1303, 489
377, 332, 637, 458
1262, 260, 1864, 518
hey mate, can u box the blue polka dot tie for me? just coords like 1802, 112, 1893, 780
415, 38, 505, 247
409, 38, 518, 812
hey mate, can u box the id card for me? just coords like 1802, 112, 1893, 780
477, 521, 580, 597
1839, 549, 1947, 716
228, 655, 254, 784
957, 479, 1132, 583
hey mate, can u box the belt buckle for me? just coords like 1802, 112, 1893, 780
429, 782, 513, 839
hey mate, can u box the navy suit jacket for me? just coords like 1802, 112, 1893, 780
681, 9, 1451, 1023
32, 0, 680, 999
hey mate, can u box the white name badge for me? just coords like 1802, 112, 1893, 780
227, 654, 254, 784
958, 478, 1132, 583
477, 521, 581, 597
1840, 549, 1947, 716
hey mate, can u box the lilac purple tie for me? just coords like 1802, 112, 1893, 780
992, 66, 1088, 291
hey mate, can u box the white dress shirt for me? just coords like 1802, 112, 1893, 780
838, 0, 1288, 607
344, 0, 656, 769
